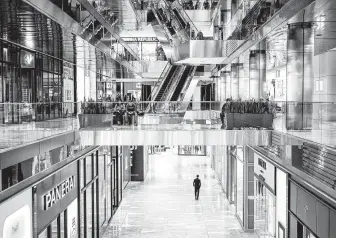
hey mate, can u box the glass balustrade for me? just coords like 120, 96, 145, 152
0, 101, 334, 146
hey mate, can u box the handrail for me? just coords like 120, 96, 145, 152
158, 0, 198, 41
80, 0, 148, 70
150, 5, 175, 41
146, 61, 172, 102
169, 0, 198, 32
177, 66, 197, 101
160, 65, 182, 101
162, 65, 187, 101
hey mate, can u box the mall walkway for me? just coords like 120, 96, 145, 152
103, 149, 257, 238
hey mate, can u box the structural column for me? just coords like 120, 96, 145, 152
220, 70, 231, 100
231, 63, 241, 99
286, 22, 314, 129
249, 42, 266, 100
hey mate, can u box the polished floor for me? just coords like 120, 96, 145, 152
103, 149, 257, 238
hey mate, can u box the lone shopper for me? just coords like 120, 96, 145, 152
193, 175, 201, 200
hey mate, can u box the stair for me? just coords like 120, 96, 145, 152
155, 65, 178, 101
170, 66, 192, 101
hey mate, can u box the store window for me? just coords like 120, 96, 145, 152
1, 157, 35, 191
79, 151, 99, 238
232, 146, 244, 224
38, 211, 67, 238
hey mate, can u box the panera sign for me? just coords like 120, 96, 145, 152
43, 176, 75, 210
36, 162, 77, 234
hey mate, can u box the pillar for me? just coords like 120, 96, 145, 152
249, 42, 266, 100
239, 52, 250, 100
286, 22, 314, 130
231, 63, 241, 99
244, 146, 255, 230
220, 70, 231, 100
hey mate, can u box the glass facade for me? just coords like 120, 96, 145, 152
78, 146, 120, 237
0, 40, 72, 123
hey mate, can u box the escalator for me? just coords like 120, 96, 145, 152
155, 65, 178, 101
170, 66, 193, 101
172, 8, 186, 29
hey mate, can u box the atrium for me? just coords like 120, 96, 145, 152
0, 0, 335, 237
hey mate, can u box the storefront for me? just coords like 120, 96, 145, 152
34, 161, 78, 238
289, 180, 336, 238
254, 152, 276, 238
78, 146, 120, 238
0, 188, 33, 238
228, 146, 244, 225
0, 39, 74, 123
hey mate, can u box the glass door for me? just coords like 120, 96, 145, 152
254, 177, 275, 238
265, 189, 276, 237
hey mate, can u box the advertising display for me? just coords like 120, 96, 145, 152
0, 189, 32, 238
35, 162, 77, 234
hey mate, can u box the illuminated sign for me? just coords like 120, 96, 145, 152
43, 176, 75, 210
20, 50, 35, 68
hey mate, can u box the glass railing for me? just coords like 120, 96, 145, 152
0, 102, 79, 151
77, 101, 336, 144
0, 101, 334, 146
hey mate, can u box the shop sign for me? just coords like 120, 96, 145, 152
122, 37, 158, 42
0, 189, 33, 238
43, 176, 75, 210
20, 50, 35, 68
36, 162, 77, 234
254, 153, 275, 192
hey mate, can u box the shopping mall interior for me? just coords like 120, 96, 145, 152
0, 0, 335, 237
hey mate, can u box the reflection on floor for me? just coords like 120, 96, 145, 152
103, 149, 257, 238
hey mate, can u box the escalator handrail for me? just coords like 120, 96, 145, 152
146, 61, 172, 102
165, 65, 188, 101
159, 0, 198, 38
177, 66, 197, 101
168, 0, 199, 32
167, 65, 192, 101
150, 5, 176, 40
160, 65, 184, 101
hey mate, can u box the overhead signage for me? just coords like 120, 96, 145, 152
122, 37, 159, 42
20, 50, 35, 68
43, 176, 75, 210
36, 162, 77, 234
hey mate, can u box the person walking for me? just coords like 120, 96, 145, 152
193, 175, 201, 200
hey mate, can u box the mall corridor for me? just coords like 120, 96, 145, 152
103, 148, 256, 238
